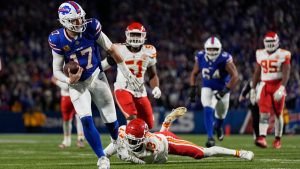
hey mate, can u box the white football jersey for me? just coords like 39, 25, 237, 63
114, 44, 157, 97
256, 48, 291, 81
118, 125, 169, 164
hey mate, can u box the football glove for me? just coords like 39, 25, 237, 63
215, 87, 230, 100
117, 62, 143, 91
152, 87, 161, 99
189, 86, 197, 103
273, 85, 285, 101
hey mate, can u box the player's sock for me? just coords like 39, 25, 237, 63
274, 115, 283, 138
214, 118, 224, 129
204, 107, 214, 138
105, 120, 119, 140
63, 120, 72, 146
259, 113, 270, 136
203, 146, 236, 157
81, 116, 104, 158
160, 122, 171, 132
75, 114, 84, 141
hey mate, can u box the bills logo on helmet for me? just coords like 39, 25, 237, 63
58, 6, 71, 15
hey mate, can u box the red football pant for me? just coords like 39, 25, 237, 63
259, 81, 285, 116
115, 89, 154, 129
156, 131, 204, 159
61, 96, 75, 121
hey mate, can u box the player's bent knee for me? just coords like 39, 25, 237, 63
260, 113, 270, 124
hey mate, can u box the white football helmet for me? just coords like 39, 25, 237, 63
264, 32, 279, 52
125, 118, 149, 151
58, 1, 87, 33
125, 22, 146, 48
204, 36, 222, 61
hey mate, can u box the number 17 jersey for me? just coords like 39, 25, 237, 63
196, 51, 232, 90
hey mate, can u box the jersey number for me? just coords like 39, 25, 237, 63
261, 60, 278, 73
202, 68, 220, 79
125, 60, 143, 78
70, 47, 93, 69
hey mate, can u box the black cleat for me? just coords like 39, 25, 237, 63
214, 127, 224, 141
206, 137, 216, 148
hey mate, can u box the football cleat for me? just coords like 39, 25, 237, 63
255, 136, 267, 148
76, 139, 85, 148
272, 138, 281, 149
214, 126, 224, 141
205, 137, 216, 148
239, 150, 254, 161
164, 107, 187, 123
58, 143, 70, 149
97, 156, 110, 169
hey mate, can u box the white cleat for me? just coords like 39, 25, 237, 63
97, 156, 110, 169
239, 150, 254, 161
165, 107, 187, 123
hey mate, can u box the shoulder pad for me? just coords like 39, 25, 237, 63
48, 30, 63, 54
86, 18, 102, 36
143, 44, 157, 58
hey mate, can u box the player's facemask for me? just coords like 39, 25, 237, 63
126, 22, 147, 48
263, 32, 279, 52
125, 135, 145, 151
204, 36, 222, 61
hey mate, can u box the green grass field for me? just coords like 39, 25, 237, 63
0, 134, 300, 169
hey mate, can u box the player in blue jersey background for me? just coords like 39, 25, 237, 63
189, 36, 239, 147
48, 1, 142, 169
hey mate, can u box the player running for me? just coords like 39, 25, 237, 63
104, 107, 254, 164
252, 32, 291, 149
102, 22, 161, 129
189, 36, 239, 147
48, 1, 141, 168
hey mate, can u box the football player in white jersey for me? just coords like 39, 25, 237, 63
252, 32, 291, 149
104, 107, 254, 164
102, 22, 161, 129
51, 76, 85, 148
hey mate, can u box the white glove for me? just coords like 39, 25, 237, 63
117, 62, 143, 91
273, 85, 286, 101
116, 146, 145, 164
249, 88, 256, 105
152, 87, 161, 99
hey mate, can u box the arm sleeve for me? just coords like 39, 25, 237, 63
96, 32, 113, 51
55, 80, 69, 90
52, 50, 70, 84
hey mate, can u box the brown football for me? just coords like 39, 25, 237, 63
63, 61, 79, 76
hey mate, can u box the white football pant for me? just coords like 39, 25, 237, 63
69, 68, 117, 123
201, 87, 230, 119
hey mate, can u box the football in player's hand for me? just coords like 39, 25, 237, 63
63, 61, 79, 76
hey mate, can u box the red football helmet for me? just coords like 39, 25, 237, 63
125, 22, 146, 47
125, 118, 149, 150
264, 32, 279, 52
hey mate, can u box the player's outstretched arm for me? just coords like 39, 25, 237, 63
147, 65, 161, 99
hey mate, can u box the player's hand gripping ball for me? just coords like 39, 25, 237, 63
63, 61, 79, 76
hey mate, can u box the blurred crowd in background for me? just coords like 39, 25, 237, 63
0, 0, 300, 115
